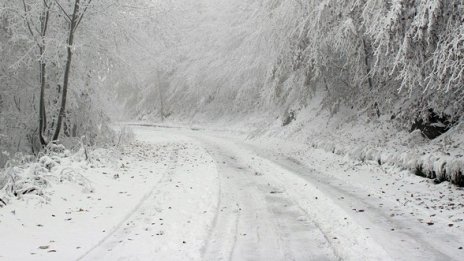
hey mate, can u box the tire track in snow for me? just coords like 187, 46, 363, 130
199, 147, 242, 261
282, 156, 455, 260
194, 136, 336, 261
250, 151, 455, 261
199, 148, 227, 259
76, 145, 180, 261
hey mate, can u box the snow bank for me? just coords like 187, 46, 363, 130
261, 103, 464, 187
0, 142, 120, 207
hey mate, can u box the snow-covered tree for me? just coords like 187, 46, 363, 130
0, 0, 173, 163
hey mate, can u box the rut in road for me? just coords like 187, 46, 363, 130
78, 146, 181, 260
200, 139, 337, 261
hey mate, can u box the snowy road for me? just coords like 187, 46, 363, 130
80, 125, 464, 261
2, 125, 463, 261
79, 127, 337, 261
196, 135, 336, 261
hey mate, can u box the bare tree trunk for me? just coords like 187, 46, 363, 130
39, 46, 47, 145
39, 1, 50, 145
53, 0, 80, 141
157, 71, 165, 122
361, 37, 380, 117
22, 0, 50, 145
362, 38, 373, 90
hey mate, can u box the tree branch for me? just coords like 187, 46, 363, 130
54, 0, 71, 22
21, 0, 38, 42
41, 1, 50, 37
74, 0, 92, 32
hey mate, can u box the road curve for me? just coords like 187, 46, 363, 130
80, 125, 462, 261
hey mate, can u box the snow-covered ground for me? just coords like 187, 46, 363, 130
1, 124, 463, 260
